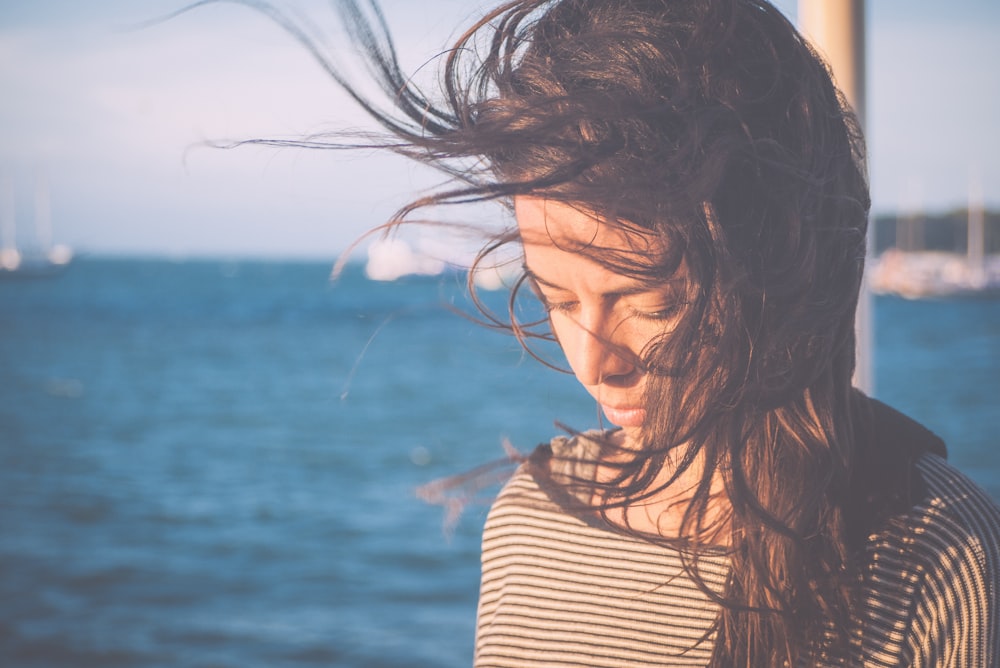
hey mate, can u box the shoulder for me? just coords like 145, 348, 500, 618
480, 432, 624, 578
866, 453, 1000, 572
859, 453, 1000, 665
907, 454, 1000, 554
487, 430, 606, 517
915, 454, 1000, 522
905, 454, 1000, 579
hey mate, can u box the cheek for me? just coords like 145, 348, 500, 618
545, 312, 573, 357
545, 312, 604, 380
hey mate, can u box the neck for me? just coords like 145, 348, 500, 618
592, 436, 730, 545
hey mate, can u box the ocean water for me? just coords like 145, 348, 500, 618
1, 258, 998, 667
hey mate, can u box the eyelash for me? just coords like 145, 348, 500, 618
629, 304, 683, 322
541, 297, 682, 322
541, 299, 577, 314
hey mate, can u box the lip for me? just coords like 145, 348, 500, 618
601, 404, 646, 428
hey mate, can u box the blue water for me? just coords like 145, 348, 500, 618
1, 258, 998, 667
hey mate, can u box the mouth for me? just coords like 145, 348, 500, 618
601, 404, 646, 428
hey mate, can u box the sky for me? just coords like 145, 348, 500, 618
1, 0, 998, 259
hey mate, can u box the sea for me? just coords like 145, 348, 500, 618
1, 257, 998, 668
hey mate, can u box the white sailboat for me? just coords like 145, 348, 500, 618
868, 184, 999, 299
0, 173, 73, 278
361, 235, 520, 290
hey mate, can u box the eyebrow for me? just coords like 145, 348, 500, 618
523, 267, 685, 297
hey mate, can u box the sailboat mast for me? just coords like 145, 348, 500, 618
968, 173, 985, 273
1, 173, 15, 252
35, 172, 52, 252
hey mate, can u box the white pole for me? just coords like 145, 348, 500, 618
797, 0, 872, 395
35, 171, 53, 252
968, 169, 985, 273
0, 173, 14, 251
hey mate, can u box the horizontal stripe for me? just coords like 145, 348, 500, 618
475, 442, 1000, 668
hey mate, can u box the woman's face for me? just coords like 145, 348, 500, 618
515, 197, 684, 445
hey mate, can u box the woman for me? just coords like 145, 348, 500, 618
268, 0, 1000, 664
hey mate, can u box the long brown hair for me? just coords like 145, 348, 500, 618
226, 0, 871, 664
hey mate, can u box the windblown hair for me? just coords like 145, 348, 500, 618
245, 0, 872, 664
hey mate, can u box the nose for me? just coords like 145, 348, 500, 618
562, 309, 638, 388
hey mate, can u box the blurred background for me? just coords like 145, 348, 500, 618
1, 1, 998, 666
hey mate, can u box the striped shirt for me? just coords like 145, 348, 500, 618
475, 434, 1000, 667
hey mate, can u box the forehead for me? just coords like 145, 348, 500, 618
514, 197, 660, 258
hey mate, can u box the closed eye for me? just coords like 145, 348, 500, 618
544, 299, 579, 314
628, 303, 684, 322
534, 289, 579, 314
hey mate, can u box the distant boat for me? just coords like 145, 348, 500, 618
868, 190, 999, 299
868, 249, 1000, 299
360, 237, 519, 290
0, 173, 73, 279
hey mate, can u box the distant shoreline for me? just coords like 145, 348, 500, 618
872, 208, 1000, 255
